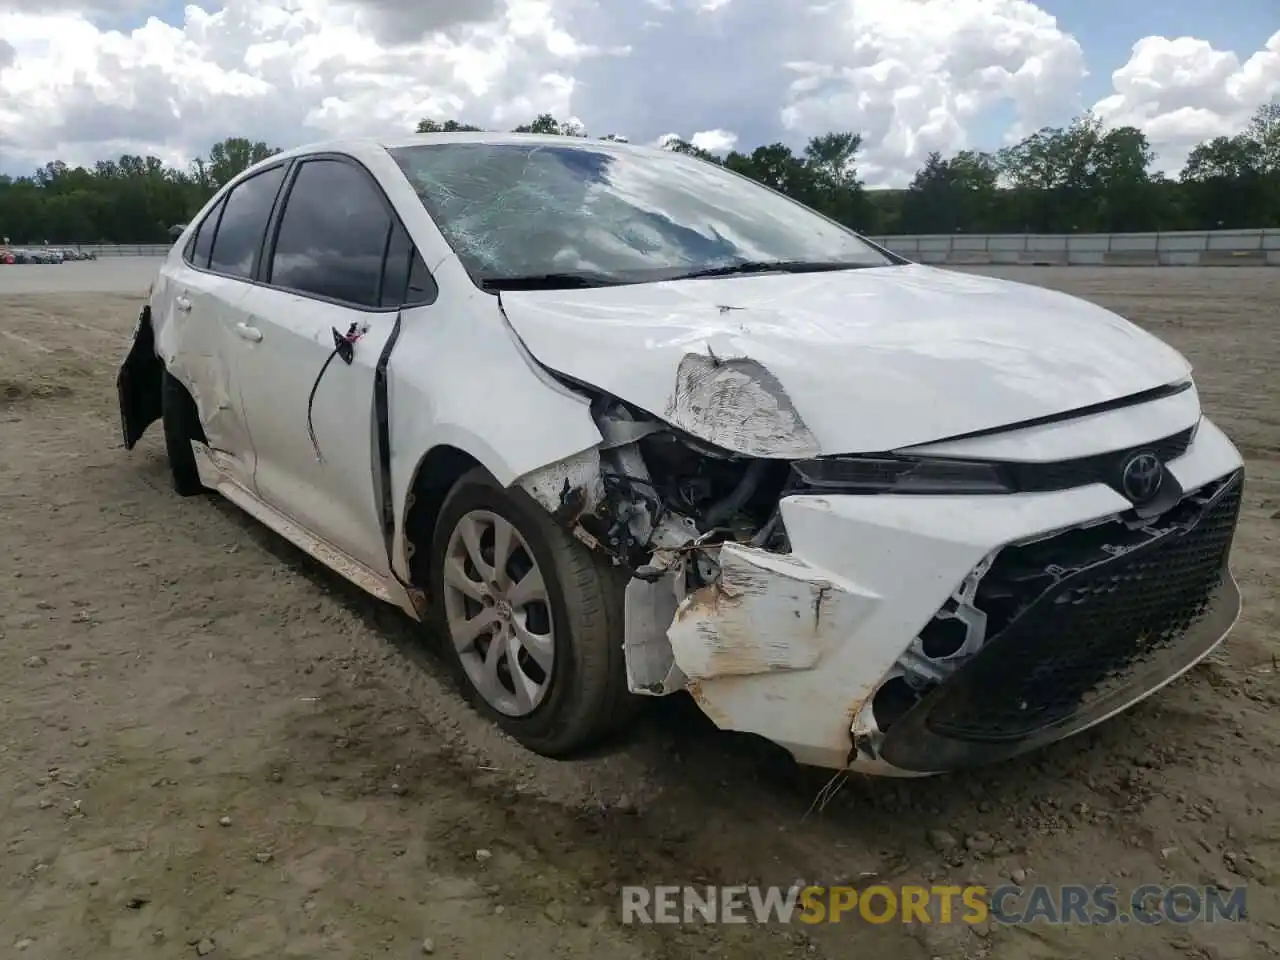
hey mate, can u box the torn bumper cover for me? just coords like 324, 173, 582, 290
643, 420, 1244, 774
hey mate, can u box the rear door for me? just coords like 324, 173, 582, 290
230, 154, 438, 573
154, 161, 290, 489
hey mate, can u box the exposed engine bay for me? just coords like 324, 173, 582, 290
515, 392, 817, 700
533, 396, 794, 581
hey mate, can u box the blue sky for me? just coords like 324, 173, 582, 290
1044, 0, 1275, 75
994, 0, 1277, 149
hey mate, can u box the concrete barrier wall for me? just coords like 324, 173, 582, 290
869, 229, 1280, 267
1199, 249, 1267, 265
1103, 251, 1161, 266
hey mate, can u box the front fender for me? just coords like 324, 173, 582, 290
117, 305, 164, 449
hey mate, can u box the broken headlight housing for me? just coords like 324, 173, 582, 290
791, 456, 1012, 495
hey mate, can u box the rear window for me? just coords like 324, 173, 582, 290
185, 198, 223, 269
208, 164, 287, 280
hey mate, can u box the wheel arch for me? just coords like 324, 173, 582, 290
398, 444, 491, 594
394, 427, 610, 596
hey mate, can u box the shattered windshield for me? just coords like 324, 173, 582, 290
386, 142, 892, 288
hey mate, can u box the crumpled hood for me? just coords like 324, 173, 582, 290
499, 264, 1192, 456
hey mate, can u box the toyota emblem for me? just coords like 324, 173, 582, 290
1121, 452, 1163, 503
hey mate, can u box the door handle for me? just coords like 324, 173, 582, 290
174, 296, 192, 312
235, 321, 263, 342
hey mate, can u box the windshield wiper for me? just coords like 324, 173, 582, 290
661, 259, 880, 282
479, 272, 629, 291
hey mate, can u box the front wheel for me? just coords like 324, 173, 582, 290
430, 468, 638, 756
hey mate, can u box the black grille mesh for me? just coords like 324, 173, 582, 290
924, 471, 1242, 743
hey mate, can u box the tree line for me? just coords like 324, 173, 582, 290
1, 101, 1276, 245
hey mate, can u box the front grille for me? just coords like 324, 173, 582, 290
1003, 425, 1195, 494
922, 470, 1242, 744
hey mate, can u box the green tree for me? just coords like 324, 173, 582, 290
511, 113, 586, 136
1246, 100, 1280, 172
416, 118, 485, 133
801, 132, 871, 229
0, 138, 280, 244
1179, 101, 1280, 229
901, 150, 1000, 233
202, 138, 280, 190
995, 113, 1169, 231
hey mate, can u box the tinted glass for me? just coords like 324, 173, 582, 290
380, 221, 411, 308
188, 198, 222, 268
378, 222, 439, 308
388, 142, 891, 285
406, 250, 436, 305
208, 165, 286, 279
269, 159, 391, 307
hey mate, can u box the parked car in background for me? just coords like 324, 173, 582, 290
1, 245, 94, 262
118, 133, 1244, 776
0, 250, 15, 265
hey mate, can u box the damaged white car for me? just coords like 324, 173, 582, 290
118, 133, 1245, 775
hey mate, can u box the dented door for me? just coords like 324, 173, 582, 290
151, 264, 259, 489
231, 282, 395, 573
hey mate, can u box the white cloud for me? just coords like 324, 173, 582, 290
1092, 30, 1280, 173
652, 128, 737, 154
775, 0, 1087, 185
690, 128, 737, 153
0, 0, 1275, 187
0, 0, 619, 173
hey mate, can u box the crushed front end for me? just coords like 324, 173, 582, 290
876, 466, 1242, 773
515, 390, 1245, 774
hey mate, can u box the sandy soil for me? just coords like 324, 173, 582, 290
0, 263, 1276, 960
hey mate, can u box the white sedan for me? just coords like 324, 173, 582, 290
118, 133, 1245, 775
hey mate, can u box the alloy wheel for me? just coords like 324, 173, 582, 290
441, 509, 556, 716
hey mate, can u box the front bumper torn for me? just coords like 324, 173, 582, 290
640, 417, 1245, 773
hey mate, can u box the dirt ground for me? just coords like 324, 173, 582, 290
0, 263, 1276, 960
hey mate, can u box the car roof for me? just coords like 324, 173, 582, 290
271, 132, 656, 163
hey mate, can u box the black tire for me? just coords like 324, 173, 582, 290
430, 467, 639, 756
161, 371, 206, 497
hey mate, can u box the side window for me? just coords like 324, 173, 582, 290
208, 165, 287, 280
380, 221, 412, 308
268, 159, 391, 308
379, 220, 439, 308
185, 197, 223, 269
406, 250, 437, 305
